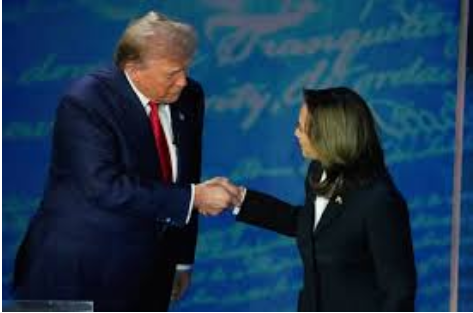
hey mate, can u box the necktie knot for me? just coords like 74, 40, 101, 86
148, 100, 167, 106
148, 100, 160, 110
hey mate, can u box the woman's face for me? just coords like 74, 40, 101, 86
295, 104, 320, 160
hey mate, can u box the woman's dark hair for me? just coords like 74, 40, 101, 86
303, 87, 387, 197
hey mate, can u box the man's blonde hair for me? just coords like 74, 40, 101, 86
114, 11, 197, 69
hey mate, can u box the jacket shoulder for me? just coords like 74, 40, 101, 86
65, 67, 116, 96
59, 68, 124, 112
357, 176, 408, 215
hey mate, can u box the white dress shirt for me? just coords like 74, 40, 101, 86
313, 171, 329, 230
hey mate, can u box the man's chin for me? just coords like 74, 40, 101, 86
165, 94, 182, 104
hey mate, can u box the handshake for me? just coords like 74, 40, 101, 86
194, 177, 245, 216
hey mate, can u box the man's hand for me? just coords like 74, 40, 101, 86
194, 177, 243, 216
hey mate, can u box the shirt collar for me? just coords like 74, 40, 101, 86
320, 171, 327, 182
124, 70, 150, 107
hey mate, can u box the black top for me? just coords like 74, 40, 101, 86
238, 161, 417, 311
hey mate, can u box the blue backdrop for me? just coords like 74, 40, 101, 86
3, 0, 471, 311
459, 1, 473, 310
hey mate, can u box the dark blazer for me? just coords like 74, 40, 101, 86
13, 66, 204, 311
237, 161, 416, 311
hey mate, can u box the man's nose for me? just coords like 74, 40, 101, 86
176, 73, 187, 88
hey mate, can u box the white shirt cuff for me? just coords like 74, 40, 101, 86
232, 188, 247, 215
176, 264, 193, 271
186, 184, 195, 224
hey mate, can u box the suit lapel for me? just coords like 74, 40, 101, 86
313, 197, 346, 237
304, 161, 350, 237
106, 67, 161, 177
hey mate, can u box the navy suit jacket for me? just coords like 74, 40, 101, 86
14, 66, 204, 311
237, 161, 417, 311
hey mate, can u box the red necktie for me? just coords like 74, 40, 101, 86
148, 101, 172, 182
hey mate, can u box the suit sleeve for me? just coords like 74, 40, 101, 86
237, 189, 301, 237
53, 95, 190, 226
365, 189, 417, 311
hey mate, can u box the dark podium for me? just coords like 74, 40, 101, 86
2, 300, 93, 312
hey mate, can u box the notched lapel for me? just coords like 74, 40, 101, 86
313, 195, 346, 237
170, 105, 184, 141
109, 68, 160, 175
110, 68, 154, 145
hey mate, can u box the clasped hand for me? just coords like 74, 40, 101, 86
194, 177, 244, 216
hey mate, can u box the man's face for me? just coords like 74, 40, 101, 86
128, 57, 189, 103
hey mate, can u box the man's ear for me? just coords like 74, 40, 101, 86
126, 60, 145, 73
125, 63, 142, 84
124, 62, 136, 74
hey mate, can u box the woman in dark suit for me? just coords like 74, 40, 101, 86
235, 87, 417, 311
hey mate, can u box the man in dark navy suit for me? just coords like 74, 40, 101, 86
13, 11, 241, 311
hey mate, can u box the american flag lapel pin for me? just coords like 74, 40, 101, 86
335, 195, 343, 205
